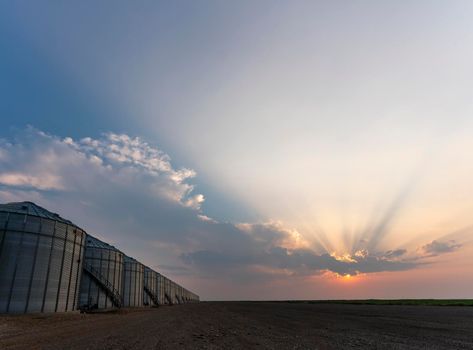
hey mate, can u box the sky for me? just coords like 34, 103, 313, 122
1, 1, 472, 300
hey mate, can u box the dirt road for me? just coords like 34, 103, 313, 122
1, 302, 472, 349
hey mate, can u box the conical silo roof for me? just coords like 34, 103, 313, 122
86, 234, 121, 252
0, 201, 77, 227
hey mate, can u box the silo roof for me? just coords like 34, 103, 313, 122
124, 255, 141, 263
86, 234, 121, 252
0, 201, 78, 227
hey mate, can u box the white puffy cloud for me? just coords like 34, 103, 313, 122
0, 127, 202, 209
184, 194, 205, 210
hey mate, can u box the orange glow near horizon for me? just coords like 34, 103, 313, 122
322, 271, 365, 284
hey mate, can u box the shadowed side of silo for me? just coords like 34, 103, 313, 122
79, 235, 124, 311
0, 202, 86, 314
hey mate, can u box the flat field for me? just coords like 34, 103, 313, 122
302, 299, 473, 306
1, 301, 472, 349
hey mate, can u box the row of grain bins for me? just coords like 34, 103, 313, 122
0, 202, 199, 314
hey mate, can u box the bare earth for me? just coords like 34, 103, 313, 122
1, 302, 472, 350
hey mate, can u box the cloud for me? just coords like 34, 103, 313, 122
0, 127, 201, 209
182, 243, 419, 278
383, 249, 407, 259
0, 128, 463, 287
0, 172, 64, 190
197, 214, 217, 223
422, 240, 462, 256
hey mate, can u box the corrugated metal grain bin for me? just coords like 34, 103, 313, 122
163, 276, 172, 305
143, 267, 160, 307
171, 279, 177, 304
122, 256, 144, 307
189, 291, 199, 303
171, 281, 179, 304
175, 285, 180, 304
177, 285, 183, 304
176, 283, 182, 304
157, 273, 165, 305
0, 202, 85, 314
79, 235, 123, 310
185, 290, 190, 303
177, 284, 183, 304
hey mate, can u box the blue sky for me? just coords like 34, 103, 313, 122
0, 1, 267, 222
1, 1, 473, 299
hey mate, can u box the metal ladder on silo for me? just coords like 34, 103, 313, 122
83, 262, 123, 308
144, 285, 160, 307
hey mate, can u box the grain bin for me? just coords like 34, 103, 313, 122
176, 283, 182, 304
122, 256, 144, 307
0, 202, 86, 314
176, 285, 183, 304
163, 276, 173, 305
79, 235, 124, 310
189, 291, 199, 303
157, 273, 165, 304
171, 280, 179, 304
170, 279, 177, 305
143, 267, 160, 307
177, 284, 183, 304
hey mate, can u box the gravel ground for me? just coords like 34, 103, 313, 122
1, 301, 472, 349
